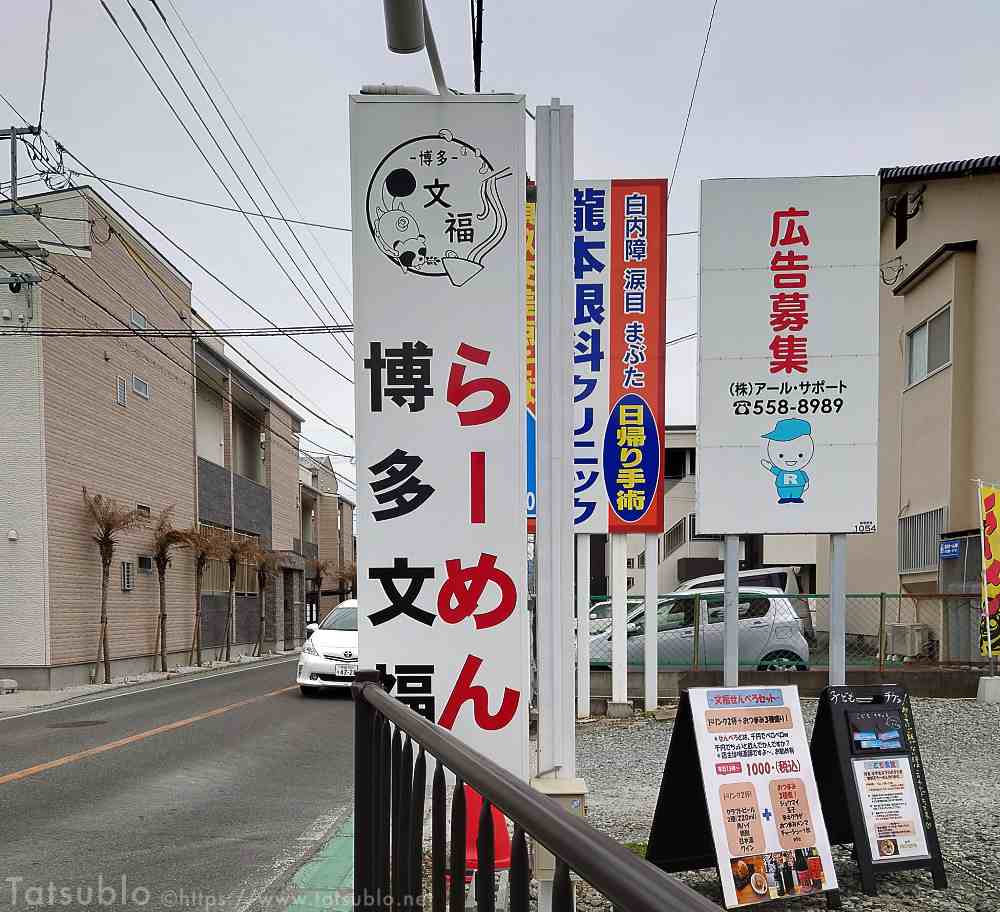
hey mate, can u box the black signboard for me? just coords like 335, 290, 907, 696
810, 685, 946, 895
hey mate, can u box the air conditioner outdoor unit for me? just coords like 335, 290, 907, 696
885, 623, 932, 658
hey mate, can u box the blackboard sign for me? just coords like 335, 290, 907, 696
648, 686, 840, 909
810, 685, 946, 895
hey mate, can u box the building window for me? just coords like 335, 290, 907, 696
664, 447, 687, 480
132, 374, 150, 399
898, 507, 946, 574
129, 307, 147, 330
138, 555, 154, 574
907, 306, 950, 386
136, 503, 151, 519
199, 523, 260, 595
116, 376, 127, 407
121, 561, 135, 592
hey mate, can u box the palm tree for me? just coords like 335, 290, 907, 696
253, 549, 280, 657
221, 538, 257, 661
82, 487, 147, 684
182, 526, 224, 667
151, 507, 187, 672
307, 559, 331, 621
338, 560, 357, 599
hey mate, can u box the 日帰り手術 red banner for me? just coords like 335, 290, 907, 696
572, 179, 667, 535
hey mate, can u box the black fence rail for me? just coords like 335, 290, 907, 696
353, 670, 718, 912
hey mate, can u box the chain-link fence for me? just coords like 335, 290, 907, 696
586, 592, 984, 672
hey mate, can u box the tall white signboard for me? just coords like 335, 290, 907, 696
350, 95, 530, 777
697, 176, 879, 535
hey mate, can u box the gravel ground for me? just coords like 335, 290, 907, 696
575, 698, 1000, 912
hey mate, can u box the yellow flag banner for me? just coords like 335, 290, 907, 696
980, 484, 1000, 657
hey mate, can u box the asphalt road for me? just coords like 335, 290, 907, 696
0, 658, 355, 911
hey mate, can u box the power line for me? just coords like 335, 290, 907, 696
0, 90, 30, 126
41, 146, 355, 386
1, 324, 351, 338
116, 0, 354, 362
0, 185, 355, 446
98, 210, 356, 438
162, 0, 353, 299
148, 0, 356, 325
38, 0, 55, 127
669, 0, 719, 194
1, 237, 337, 458
64, 171, 351, 231
99, 0, 354, 365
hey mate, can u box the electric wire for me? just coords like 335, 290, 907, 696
38, 0, 55, 128
99, 0, 353, 365
101, 212, 356, 439
162, 0, 353, 298
61, 172, 351, 231
1, 236, 339, 459
133, 0, 354, 352
0, 191, 354, 451
31, 148, 355, 386
114, 0, 354, 363
669, 0, 719, 194
148, 0, 356, 324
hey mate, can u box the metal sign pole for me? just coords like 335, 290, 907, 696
610, 532, 629, 711
723, 535, 739, 687
830, 532, 847, 686
534, 97, 579, 912
644, 532, 658, 711
535, 97, 576, 777
576, 533, 591, 718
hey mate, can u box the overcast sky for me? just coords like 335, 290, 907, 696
7, 0, 1000, 489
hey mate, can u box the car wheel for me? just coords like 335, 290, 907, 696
758, 651, 805, 672
300, 685, 317, 697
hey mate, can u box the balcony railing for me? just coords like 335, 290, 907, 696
352, 670, 719, 912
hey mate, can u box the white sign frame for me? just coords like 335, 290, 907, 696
697, 175, 879, 535
350, 94, 530, 778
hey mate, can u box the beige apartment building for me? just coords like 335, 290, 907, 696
0, 185, 345, 687
812, 156, 1000, 652
298, 453, 356, 623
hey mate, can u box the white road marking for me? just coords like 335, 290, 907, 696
231, 804, 352, 912
0, 657, 299, 724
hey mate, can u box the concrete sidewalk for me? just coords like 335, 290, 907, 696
0, 652, 298, 715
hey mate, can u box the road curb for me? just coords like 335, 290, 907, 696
0, 653, 299, 718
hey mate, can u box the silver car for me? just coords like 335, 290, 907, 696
589, 587, 810, 671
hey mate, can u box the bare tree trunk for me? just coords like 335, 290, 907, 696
100, 563, 112, 684
226, 582, 234, 662
254, 587, 266, 657
158, 569, 168, 673
152, 613, 161, 672
190, 569, 202, 666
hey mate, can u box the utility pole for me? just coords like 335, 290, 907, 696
1, 126, 41, 213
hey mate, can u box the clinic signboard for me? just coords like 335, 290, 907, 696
572, 179, 667, 535
697, 176, 879, 534
350, 95, 530, 778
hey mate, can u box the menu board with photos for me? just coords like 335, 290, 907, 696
810, 685, 946, 895
648, 686, 839, 909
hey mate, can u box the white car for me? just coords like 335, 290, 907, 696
297, 600, 359, 695
590, 587, 810, 671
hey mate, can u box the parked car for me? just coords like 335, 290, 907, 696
590, 588, 809, 671
676, 567, 816, 646
297, 599, 358, 695
587, 597, 643, 635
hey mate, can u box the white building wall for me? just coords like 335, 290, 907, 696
0, 282, 50, 666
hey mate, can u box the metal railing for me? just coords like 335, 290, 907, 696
352, 670, 719, 912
